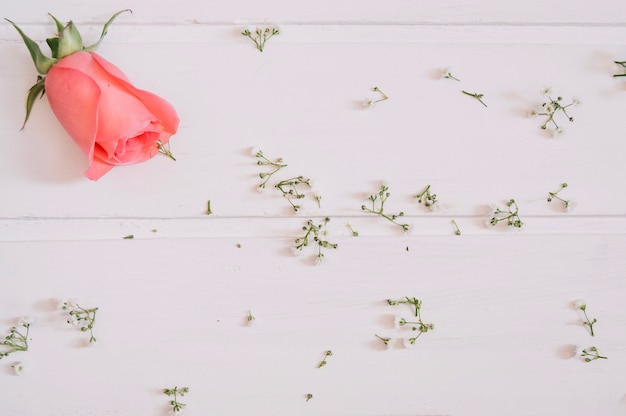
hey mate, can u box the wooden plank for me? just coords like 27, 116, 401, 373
1, 236, 625, 415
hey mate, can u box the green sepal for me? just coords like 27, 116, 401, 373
46, 37, 59, 58
83, 9, 132, 52
57, 21, 83, 58
4, 18, 57, 74
47, 13, 65, 33
21, 76, 46, 130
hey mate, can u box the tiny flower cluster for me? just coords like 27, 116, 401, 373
253, 149, 316, 213
294, 217, 338, 265
530, 87, 580, 136
376, 296, 435, 349
363, 86, 389, 108
0, 317, 32, 360
60, 299, 99, 343
489, 199, 523, 228
361, 185, 410, 232
415, 184, 437, 209
547, 182, 572, 211
316, 350, 333, 368
164, 386, 189, 414
241, 27, 279, 52
572, 301, 606, 363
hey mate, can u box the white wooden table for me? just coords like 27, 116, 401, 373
2, 1, 626, 415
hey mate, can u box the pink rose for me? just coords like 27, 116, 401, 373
45, 51, 179, 180
7, 10, 179, 180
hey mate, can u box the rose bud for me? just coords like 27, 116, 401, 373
5, 10, 179, 180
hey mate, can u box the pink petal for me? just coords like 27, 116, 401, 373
45, 65, 100, 160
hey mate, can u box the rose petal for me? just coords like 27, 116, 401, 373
91, 54, 179, 136
45, 65, 100, 159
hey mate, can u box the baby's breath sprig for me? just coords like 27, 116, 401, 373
317, 350, 333, 368
451, 219, 461, 235
613, 61, 626, 77
275, 176, 312, 212
255, 150, 287, 190
461, 90, 487, 107
415, 184, 437, 208
547, 183, 571, 210
164, 386, 189, 413
442, 68, 460, 81
530, 87, 579, 135
361, 185, 410, 232
247, 310, 256, 327
490, 199, 524, 228
577, 303, 598, 337
61, 299, 98, 343
241, 27, 279, 52
0, 318, 32, 359
156, 140, 176, 161
346, 223, 359, 236
374, 334, 391, 347
294, 217, 338, 264
581, 346, 607, 362
388, 297, 434, 344
364, 87, 389, 107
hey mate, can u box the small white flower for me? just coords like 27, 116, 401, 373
541, 86, 552, 96
572, 299, 586, 310
313, 256, 325, 266
572, 97, 582, 107
393, 316, 404, 329
362, 99, 373, 108
403, 224, 413, 235
291, 247, 303, 257
66, 315, 79, 326
250, 147, 262, 158
18, 317, 34, 327
12, 362, 25, 376
527, 109, 538, 118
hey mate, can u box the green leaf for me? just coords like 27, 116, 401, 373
21, 77, 46, 129
84, 9, 132, 52
46, 37, 59, 58
5, 18, 57, 74
57, 21, 83, 58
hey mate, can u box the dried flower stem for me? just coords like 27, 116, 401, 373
295, 217, 338, 261
157, 140, 176, 161
581, 346, 607, 362
547, 183, 570, 209
275, 176, 311, 212
578, 304, 597, 337
461, 90, 487, 107
361, 185, 409, 232
490, 199, 523, 228
242, 27, 279, 52
0, 323, 30, 359
317, 350, 333, 368
365, 86, 389, 107
451, 219, 461, 235
164, 386, 189, 413
415, 184, 437, 207
255, 150, 287, 189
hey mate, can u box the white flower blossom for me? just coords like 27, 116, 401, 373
552, 127, 564, 138
572, 97, 582, 107
12, 362, 25, 376
541, 86, 552, 96
393, 315, 404, 329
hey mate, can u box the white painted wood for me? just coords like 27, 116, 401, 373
1, 2, 626, 416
